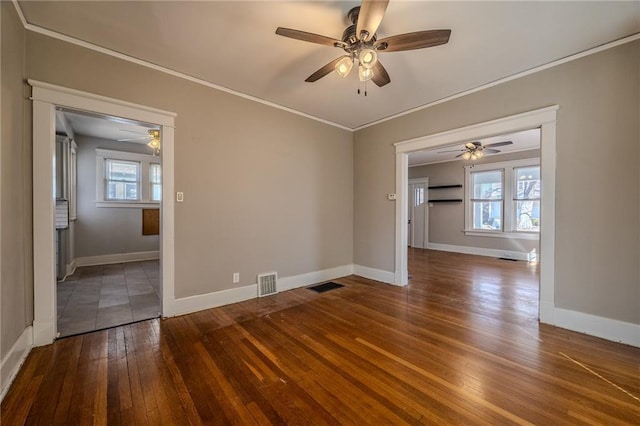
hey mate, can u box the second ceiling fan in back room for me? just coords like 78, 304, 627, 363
275, 0, 452, 95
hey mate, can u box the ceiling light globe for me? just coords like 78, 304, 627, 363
335, 56, 354, 78
462, 152, 471, 160
358, 66, 374, 82
358, 48, 378, 69
476, 151, 484, 158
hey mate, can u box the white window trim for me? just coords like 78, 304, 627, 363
464, 158, 540, 239
95, 148, 160, 208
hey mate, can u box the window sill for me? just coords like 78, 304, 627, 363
95, 201, 160, 208
463, 230, 539, 240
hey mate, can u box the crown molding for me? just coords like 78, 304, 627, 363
11, 1, 351, 132
354, 33, 640, 131
12, 1, 639, 133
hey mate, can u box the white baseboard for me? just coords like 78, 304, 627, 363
1, 326, 33, 403
427, 242, 532, 261
172, 284, 258, 317
170, 264, 355, 317
66, 258, 76, 277
547, 308, 640, 348
75, 250, 159, 267
353, 264, 396, 285
278, 264, 353, 292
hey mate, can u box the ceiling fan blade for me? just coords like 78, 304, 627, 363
371, 60, 391, 87
275, 27, 345, 48
375, 29, 451, 52
305, 57, 344, 82
118, 136, 150, 142
119, 128, 149, 134
455, 153, 465, 158
483, 149, 501, 154
438, 149, 464, 153
356, 0, 389, 41
484, 141, 513, 148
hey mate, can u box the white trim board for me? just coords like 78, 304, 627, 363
11, 1, 639, 132
75, 251, 160, 267
171, 265, 354, 317
353, 265, 396, 286
552, 308, 640, 348
394, 106, 557, 327
30, 80, 176, 346
0, 326, 33, 403
426, 243, 534, 262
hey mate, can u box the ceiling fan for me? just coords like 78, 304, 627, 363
438, 141, 513, 160
275, 0, 451, 91
118, 129, 161, 155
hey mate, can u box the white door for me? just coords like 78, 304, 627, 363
408, 180, 428, 248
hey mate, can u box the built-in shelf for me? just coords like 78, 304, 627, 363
428, 184, 463, 189
428, 185, 463, 203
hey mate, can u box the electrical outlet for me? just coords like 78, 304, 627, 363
176, 192, 184, 202
232, 272, 240, 283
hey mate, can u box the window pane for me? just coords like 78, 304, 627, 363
414, 186, 424, 207
515, 166, 541, 199
150, 164, 161, 184
105, 159, 140, 201
472, 170, 502, 199
152, 184, 162, 201
516, 200, 540, 232
150, 164, 161, 201
472, 201, 502, 230
107, 160, 138, 182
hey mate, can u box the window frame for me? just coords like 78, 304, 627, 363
95, 148, 161, 208
464, 158, 540, 240
149, 163, 162, 202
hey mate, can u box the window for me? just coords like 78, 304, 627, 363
105, 159, 140, 201
514, 166, 540, 232
471, 170, 503, 231
95, 149, 161, 207
465, 158, 540, 238
150, 163, 162, 201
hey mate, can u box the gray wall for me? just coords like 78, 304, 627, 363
1, 3, 33, 359
74, 135, 160, 258
25, 31, 354, 299
409, 149, 540, 253
354, 40, 640, 325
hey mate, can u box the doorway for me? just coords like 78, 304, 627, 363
54, 109, 163, 337
393, 106, 558, 324
408, 178, 428, 249
31, 80, 176, 346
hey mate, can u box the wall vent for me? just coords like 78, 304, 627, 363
257, 272, 278, 297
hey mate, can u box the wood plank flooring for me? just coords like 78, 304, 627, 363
2, 249, 639, 424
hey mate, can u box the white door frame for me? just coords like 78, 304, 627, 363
394, 106, 558, 324
408, 177, 429, 248
30, 80, 177, 346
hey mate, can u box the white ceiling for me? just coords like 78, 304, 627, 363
408, 128, 540, 167
57, 109, 159, 143
19, 1, 640, 130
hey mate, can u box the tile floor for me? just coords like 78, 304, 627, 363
57, 260, 160, 337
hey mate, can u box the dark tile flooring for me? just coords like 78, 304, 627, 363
57, 260, 160, 337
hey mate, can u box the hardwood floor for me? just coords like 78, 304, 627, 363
2, 249, 639, 424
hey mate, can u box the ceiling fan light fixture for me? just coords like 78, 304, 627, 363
358, 48, 378, 69
476, 150, 484, 159
358, 65, 374, 82
335, 56, 354, 77
462, 151, 472, 160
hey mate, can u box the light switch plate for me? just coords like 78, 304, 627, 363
176, 192, 184, 202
